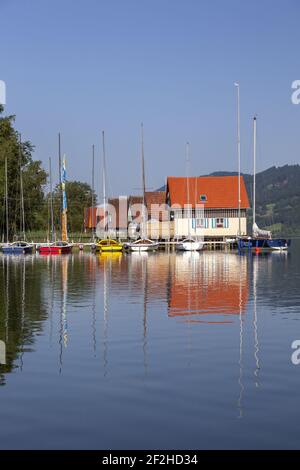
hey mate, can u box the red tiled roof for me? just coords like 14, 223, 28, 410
145, 191, 168, 221
167, 176, 250, 209
128, 195, 143, 205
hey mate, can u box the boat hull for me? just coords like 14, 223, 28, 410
39, 245, 72, 255
2, 245, 33, 255
96, 245, 123, 253
238, 238, 291, 251
176, 241, 204, 251
129, 244, 159, 252
95, 240, 123, 252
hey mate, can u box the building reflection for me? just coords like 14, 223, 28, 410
167, 252, 249, 323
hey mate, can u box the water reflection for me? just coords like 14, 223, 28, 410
97, 252, 123, 376
59, 256, 69, 373
0, 255, 48, 384
0, 251, 252, 382
167, 252, 249, 323
0, 246, 300, 449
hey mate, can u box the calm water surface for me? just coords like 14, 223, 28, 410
0, 243, 300, 449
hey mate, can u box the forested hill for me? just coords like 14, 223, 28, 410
209, 165, 300, 236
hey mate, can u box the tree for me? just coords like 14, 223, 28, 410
0, 105, 47, 240
50, 180, 97, 234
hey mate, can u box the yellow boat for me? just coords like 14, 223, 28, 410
95, 239, 123, 253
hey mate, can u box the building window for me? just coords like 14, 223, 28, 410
200, 194, 207, 202
211, 218, 229, 229
195, 218, 209, 228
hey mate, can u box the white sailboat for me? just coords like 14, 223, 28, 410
2, 138, 33, 254
128, 123, 159, 252
176, 142, 204, 252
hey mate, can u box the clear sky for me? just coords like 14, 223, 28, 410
1, 0, 300, 198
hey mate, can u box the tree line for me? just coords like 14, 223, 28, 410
0, 105, 96, 240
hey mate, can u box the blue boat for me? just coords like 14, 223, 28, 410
238, 237, 291, 252
2, 241, 33, 255
238, 117, 291, 253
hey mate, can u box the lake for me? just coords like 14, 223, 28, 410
0, 243, 300, 449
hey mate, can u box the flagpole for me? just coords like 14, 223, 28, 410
61, 155, 68, 242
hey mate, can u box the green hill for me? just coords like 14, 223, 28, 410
209, 165, 300, 236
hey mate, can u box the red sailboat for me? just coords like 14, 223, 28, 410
39, 150, 72, 255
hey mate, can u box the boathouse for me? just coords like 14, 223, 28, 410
166, 175, 250, 240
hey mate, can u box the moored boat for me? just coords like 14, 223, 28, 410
175, 142, 204, 252
176, 238, 204, 252
238, 237, 290, 252
95, 239, 123, 253
94, 132, 123, 254
2, 241, 33, 255
238, 117, 291, 253
126, 237, 159, 252
38, 241, 72, 255
127, 124, 158, 253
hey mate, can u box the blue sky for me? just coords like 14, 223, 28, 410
1, 0, 300, 197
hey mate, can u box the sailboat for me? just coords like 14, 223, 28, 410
127, 123, 159, 252
95, 131, 123, 253
39, 152, 72, 254
2, 139, 33, 255
238, 117, 291, 252
176, 142, 204, 251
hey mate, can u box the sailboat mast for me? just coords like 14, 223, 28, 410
5, 157, 8, 243
253, 116, 257, 228
58, 133, 62, 240
19, 134, 25, 240
186, 142, 191, 238
141, 123, 146, 239
49, 157, 55, 242
91, 144, 95, 241
235, 83, 241, 236
141, 123, 146, 203
194, 175, 198, 237
102, 131, 107, 237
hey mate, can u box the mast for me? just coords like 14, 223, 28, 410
49, 157, 55, 242
186, 142, 191, 238
253, 116, 257, 229
5, 157, 8, 243
234, 83, 241, 236
141, 123, 146, 239
194, 168, 198, 238
102, 131, 107, 238
58, 132, 62, 239
61, 155, 68, 242
19, 134, 25, 240
91, 144, 95, 241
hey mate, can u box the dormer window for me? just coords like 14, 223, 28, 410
200, 194, 207, 202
